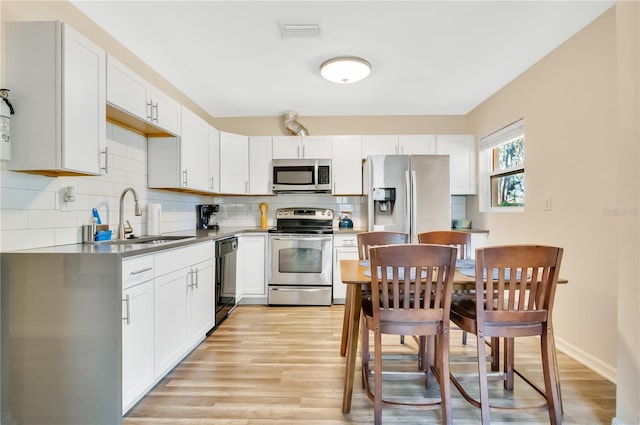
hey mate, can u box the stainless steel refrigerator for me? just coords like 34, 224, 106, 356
363, 155, 451, 243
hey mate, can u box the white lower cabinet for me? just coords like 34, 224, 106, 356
153, 266, 190, 377
122, 279, 155, 413
188, 258, 215, 343
332, 234, 359, 304
237, 234, 267, 303
122, 241, 215, 413
154, 242, 214, 377
121, 254, 155, 414
469, 232, 489, 259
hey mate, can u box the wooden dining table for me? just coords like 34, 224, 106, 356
338, 258, 568, 414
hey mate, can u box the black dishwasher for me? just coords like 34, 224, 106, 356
213, 236, 238, 331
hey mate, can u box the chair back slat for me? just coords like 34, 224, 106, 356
369, 244, 458, 327
475, 245, 563, 335
418, 230, 472, 259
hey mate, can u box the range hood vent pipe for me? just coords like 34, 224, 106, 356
283, 111, 309, 136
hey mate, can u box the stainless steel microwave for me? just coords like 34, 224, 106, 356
271, 159, 332, 193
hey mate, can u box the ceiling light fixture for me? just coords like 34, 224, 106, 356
320, 56, 371, 84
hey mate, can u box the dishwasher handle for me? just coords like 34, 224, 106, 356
216, 237, 238, 257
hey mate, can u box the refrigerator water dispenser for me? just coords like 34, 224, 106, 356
373, 187, 396, 213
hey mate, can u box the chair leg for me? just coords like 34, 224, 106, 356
361, 315, 369, 389
462, 330, 467, 345
476, 332, 491, 425
491, 337, 500, 371
374, 329, 383, 425
437, 329, 452, 425
504, 337, 515, 390
542, 328, 562, 425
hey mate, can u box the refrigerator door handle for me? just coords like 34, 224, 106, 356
411, 170, 418, 243
405, 170, 412, 237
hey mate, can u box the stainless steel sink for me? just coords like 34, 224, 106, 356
96, 235, 193, 245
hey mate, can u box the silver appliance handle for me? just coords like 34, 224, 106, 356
271, 235, 332, 242
405, 170, 412, 236
314, 160, 319, 191
270, 287, 329, 292
411, 170, 418, 242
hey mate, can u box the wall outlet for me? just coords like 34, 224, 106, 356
544, 195, 552, 211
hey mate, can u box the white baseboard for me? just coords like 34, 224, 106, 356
554, 335, 616, 383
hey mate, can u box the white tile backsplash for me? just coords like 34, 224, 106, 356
451, 196, 467, 221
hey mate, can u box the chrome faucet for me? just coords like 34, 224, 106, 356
117, 187, 142, 240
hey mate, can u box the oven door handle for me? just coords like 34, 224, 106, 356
271, 236, 333, 242
270, 287, 329, 292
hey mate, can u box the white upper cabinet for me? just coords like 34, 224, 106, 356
6, 21, 106, 176
361, 135, 436, 158
436, 135, 477, 195
208, 126, 221, 193
272, 136, 332, 159
249, 136, 273, 195
361, 135, 398, 157
148, 106, 209, 192
219, 131, 249, 194
332, 136, 362, 195
398, 135, 437, 155
180, 107, 210, 191
107, 55, 181, 136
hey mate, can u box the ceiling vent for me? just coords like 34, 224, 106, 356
279, 21, 324, 38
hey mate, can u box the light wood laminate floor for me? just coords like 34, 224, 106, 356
124, 305, 615, 424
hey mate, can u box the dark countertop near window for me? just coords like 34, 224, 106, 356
451, 228, 489, 234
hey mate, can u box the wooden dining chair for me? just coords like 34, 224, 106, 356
357, 231, 410, 260
449, 244, 564, 425
418, 230, 472, 345
340, 231, 409, 356
361, 244, 457, 425
418, 230, 472, 259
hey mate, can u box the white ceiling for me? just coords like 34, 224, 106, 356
71, 1, 614, 118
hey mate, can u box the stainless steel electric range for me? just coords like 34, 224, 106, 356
267, 208, 334, 306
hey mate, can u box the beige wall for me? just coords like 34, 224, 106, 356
212, 115, 468, 136
614, 1, 640, 424
466, 7, 619, 379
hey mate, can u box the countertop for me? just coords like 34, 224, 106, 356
3, 226, 489, 257
3, 227, 249, 257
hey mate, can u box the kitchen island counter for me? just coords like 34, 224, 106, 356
1, 226, 265, 424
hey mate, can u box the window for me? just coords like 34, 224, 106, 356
479, 119, 525, 212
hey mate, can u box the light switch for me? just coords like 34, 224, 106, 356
544, 195, 552, 211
